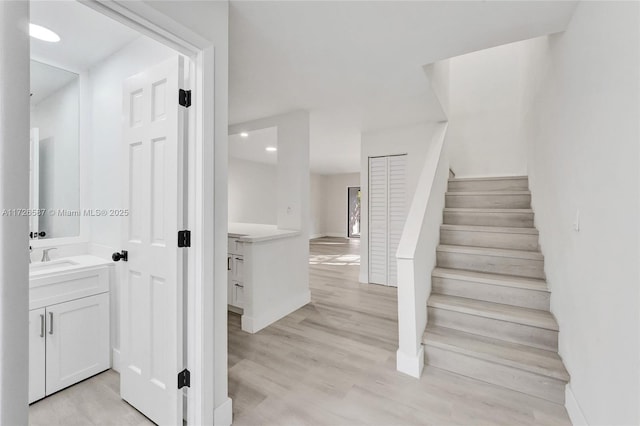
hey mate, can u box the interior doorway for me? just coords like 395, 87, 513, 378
347, 186, 361, 238
23, 1, 217, 424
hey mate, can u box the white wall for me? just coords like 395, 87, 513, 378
0, 2, 29, 423
87, 35, 176, 364
523, 2, 639, 424
447, 42, 531, 177
31, 80, 80, 238
228, 158, 278, 225
323, 173, 360, 238
360, 122, 437, 283
309, 173, 326, 239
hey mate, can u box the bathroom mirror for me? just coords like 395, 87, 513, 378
30, 60, 80, 240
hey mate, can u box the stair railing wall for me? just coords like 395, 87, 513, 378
395, 122, 449, 378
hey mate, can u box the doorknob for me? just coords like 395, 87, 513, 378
112, 250, 128, 262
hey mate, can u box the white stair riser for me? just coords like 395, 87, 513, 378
436, 251, 545, 279
448, 179, 529, 192
440, 229, 539, 251
425, 345, 565, 404
444, 211, 534, 228
446, 194, 531, 209
428, 308, 558, 351
432, 277, 550, 310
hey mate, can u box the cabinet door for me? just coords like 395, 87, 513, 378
227, 255, 233, 305
45, 293, 110, 395
232, 281, 244, 308
231, 256, 244, 281
29, 308, 46, 404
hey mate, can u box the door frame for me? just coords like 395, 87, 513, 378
80, 2, 220, 424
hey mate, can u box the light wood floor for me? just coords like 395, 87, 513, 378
28, 369, 153, 425
29, 237, 571, 425
229, 237, 571, 426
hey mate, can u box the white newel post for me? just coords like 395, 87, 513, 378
0, 2, 30, 423
396, 258, 425, 378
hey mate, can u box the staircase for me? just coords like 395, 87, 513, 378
423, 176, 569, 404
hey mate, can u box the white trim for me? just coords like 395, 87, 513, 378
80, 0, 208, 56
565, 384, 589, 426
241, 290, 310, 334
111, 348, 121, 373
396, 347, 424, 379
214, 397, 233, 426
309, 233, 326, 240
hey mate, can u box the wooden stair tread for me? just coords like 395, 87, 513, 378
444, 208, 533, 213
446, 191, 531, 196
437, 244, 543, 260
449, 176, 528, 182
428, 294, 558, 331
441, 224, 539, 235
423, 326, 569, 381
432, 268, 549, 292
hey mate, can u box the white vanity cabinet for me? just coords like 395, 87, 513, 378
29, 259, 111, 404
228, 237, 245, 310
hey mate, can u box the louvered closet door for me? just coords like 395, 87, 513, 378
387, 155, 407, 286
368, 157, 388, 285
368, 155, 407, 286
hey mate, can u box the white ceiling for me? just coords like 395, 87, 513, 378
30, 1, 139, 73
229, 1, 577, 174
30, 60, 77, 105
229, 127, 279, 165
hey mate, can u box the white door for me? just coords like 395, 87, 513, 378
368, 157, 389, 285
387, 155, 407, 286
368, 155, 407, 286
120, 56, 186, 425
45, 293, 110, 395
29, 128, 39, 235
28, 308, 46, 404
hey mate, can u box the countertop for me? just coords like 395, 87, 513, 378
29, 254, 114, 278
228, 222, 300, 243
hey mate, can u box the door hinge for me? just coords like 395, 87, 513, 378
178, 369, 190, 389
179, 89, 191, 108
178, 230, 191, 248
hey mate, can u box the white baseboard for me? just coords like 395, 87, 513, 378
359, 272, 368, 284
309, 233, 326, 239
241, 290, 310, 333
112, 348, 121, 373
214, 397, 233, 426
565, 384, 588, 425
396, 347, 424, 378
325, 232, 346, 238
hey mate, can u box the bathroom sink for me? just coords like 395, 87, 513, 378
30, 259, 79, 272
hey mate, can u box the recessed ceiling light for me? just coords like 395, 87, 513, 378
265, 147, 277, 152
240, 132, 249, 138
29, 24, 60, 43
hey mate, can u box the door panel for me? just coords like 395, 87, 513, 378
368, 157, 388, 285
120, 56, 184, 425
387, 155, 407, 287
368, 155, 407, 286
